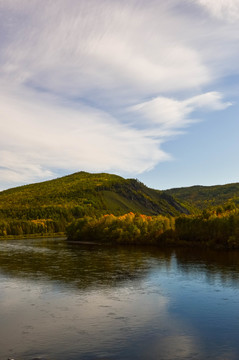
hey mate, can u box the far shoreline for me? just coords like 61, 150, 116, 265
0, 232, 66, 240
1, 232, 239, 250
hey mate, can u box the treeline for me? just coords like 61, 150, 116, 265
0, 219, 66, 237
0, 205, 89, 237
67, 212, 175, 244
67, 208, 239, 248
0, 205, 101, 237
0, 205, 96, 222
175, 208, 239, 248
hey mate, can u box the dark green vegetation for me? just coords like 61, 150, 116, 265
67, 213, 175, 245
67, 209, 239, 248
165, 183, 239, 212
0, 171, 188, 237
175, 209, 239, 248
1, 171, 239, 248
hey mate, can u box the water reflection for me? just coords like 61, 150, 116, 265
1, 239, 239, 290
0, 239, 239, 359
0, 239, 155, 289
174, 247, 239, 288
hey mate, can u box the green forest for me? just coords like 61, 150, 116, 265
165, 183, 239, 211
66, 206, 239, 248
1, 171, 239, 248
67, 212, 175, 245
0, 171, 188, 237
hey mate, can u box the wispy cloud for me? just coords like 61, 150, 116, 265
196, 0, 239, 21
0, 89, 168, 185
0, 0, 236, 189
129, 92, 231, 141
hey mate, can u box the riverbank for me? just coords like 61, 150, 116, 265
0, 232, 237, 250
67, 237, 239, 250
0, 232, 66, 240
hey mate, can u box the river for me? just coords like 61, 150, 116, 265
0, 238, 239, 360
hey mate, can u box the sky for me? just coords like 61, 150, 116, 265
0, 0, 239, 191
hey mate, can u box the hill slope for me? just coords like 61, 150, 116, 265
165, 183, 239, 211
1, 172, 239, 237
0, 172, 189, 224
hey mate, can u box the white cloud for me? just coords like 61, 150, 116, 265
0, 0, 210, 100
0, 0, 236, 189
0, 89, 169, 188
130, 92, 231, 133
0, 88, 230, 189
184, 92, 232, 111
196, 0, 239, 21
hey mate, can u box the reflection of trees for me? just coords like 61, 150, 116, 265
1, 239, 239, 290
0, 240, 159, 289
173, 247, 239, 288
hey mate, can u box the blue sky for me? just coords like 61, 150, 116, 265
0, 0, 239, 190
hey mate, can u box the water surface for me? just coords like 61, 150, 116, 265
0, 238, 239, 359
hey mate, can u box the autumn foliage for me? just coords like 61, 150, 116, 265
67, 212, 175, 244
67, 208, 239, 248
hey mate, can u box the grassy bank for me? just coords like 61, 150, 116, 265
0, 232, 66, 240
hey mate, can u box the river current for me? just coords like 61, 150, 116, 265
0, 238, 239, 360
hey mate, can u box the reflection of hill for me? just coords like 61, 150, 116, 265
1, 239, 239, 290
0, 239, 155, 289
173, 247, 239, 288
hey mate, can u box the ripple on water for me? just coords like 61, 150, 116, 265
1, 240, 239, 360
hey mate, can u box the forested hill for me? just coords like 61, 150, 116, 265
0, 171, 188, 223
1, 171, 239, 238
165, 183, 239, 212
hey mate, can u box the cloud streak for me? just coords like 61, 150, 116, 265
196, 0, 239, 21
0, 0, 236, 189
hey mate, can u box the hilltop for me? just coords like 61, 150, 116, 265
1, 171, 239, 238
0, 172, 188, 237
0, 171, 189, 217
165, 183, 239, 212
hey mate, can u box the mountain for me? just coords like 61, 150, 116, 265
0, 172, 189, 232
1, 171, 239, 238
165, 183, 239, 211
